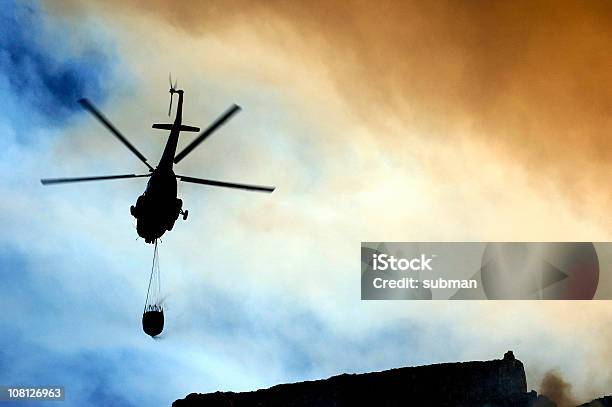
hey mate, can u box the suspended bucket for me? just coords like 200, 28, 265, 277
143, 305, 164, 337
143, 241, 164, 338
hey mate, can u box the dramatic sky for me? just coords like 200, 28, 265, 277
1, 0, 611, 405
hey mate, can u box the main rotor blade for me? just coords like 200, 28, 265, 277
178, 175, 275, 193
41, 173, 151, 185
78, 98, 154, 171
174, 104, 241, 164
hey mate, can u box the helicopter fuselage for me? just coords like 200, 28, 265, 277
131, 90, 186, 243
132, 169, 182, 243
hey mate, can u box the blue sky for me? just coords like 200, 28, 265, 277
0, 1, 113, 135
1, 1, 611, 406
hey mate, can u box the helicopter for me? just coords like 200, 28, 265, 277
41, 77, 275, 243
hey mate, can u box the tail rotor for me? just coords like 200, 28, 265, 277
168, 73, 178, 117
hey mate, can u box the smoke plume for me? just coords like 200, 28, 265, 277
540, 370, 578, 407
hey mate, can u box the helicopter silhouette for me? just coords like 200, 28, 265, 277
41, 76, 275, 243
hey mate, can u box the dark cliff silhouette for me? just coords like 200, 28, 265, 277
578, 396, 612, 407
173, 351, 563, 407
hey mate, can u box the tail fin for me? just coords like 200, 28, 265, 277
152, 124, 200, 132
